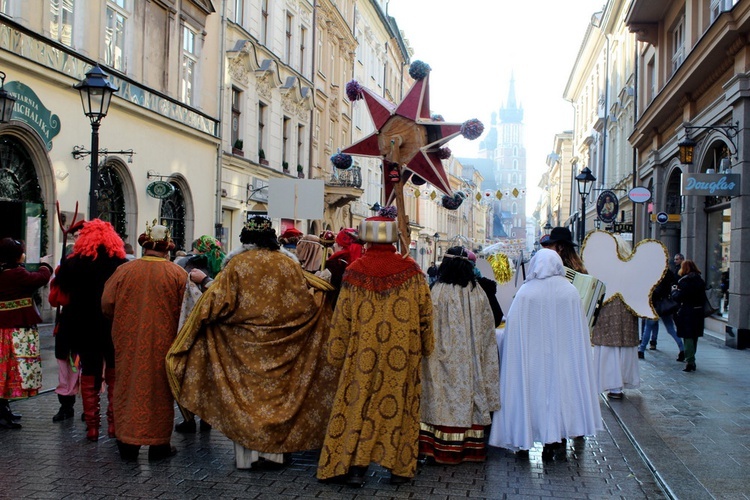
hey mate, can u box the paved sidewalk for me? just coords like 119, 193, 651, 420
608, 326, 750, 500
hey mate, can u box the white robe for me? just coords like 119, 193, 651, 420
422, 282, 500, 427
489, 249, 602, 451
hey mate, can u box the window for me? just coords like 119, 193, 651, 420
181, 26, 197, 105
299, 26, 307, 75
711, 0, 738, 22
671, 17, 685, 75
231, 88, 241, 147
316, 27, 323, 76
261, 0, 269, 44
258, 101, 267, 154
282, 116, 290, 164
285, 12, 293, 64
297, 124, 305, 169
233, 0, 243, 24
105, 0, 127, 71
50, 0, 74, 46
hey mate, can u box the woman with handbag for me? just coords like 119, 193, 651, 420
671, 260, 706, 372
639, 268, 685, 361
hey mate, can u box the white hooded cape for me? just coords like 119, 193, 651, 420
489, 249, 602, 451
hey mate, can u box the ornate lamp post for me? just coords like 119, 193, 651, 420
74, 64, 118, 219
575, 166, 596, 246
0, 71, 17, 123
543, 221, 553, 233
433, 232, 440, 260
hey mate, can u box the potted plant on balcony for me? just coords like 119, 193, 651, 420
297, 164, 304, 178
258, 149, 268, 166
232, 139, 244, 156
282, 161, 290, 174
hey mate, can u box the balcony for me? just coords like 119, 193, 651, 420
326, 166, 362, 189
324, 166, 363, 208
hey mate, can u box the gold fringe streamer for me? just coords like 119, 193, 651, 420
487, 253, 513, 284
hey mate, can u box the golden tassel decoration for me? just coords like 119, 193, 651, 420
487, 253, 513, 284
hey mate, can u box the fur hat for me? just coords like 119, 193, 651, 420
138, 219, 175, 252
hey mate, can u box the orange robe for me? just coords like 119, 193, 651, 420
101, 257, 186, 446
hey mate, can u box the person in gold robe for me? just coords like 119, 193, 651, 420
317, 209, 434, 487
101, 221, 186, 461
166, 216, 340, 470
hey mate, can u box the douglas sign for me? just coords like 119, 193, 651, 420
682, 173, 740, 196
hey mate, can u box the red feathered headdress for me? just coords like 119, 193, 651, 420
71, 219, 126, 260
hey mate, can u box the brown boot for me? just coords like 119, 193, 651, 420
104, 367, 116, 438
80, 375, 100, 442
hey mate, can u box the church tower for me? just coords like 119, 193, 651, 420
493, 74, 527, 242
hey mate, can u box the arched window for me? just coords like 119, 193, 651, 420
97, 163, 128, 239
160, 181, 186, 252
511, 202, 518, 214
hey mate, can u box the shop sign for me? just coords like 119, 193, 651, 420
628, 186, 651, 203
4, 81, 61, 151
682, 173, 740, 196
596, 190, 619, 224
146, 181, 175, 199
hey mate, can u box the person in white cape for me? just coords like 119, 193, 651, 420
489, 249, 602, 460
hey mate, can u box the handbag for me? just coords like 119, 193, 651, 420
703, 295, 718, 318
655, 296, 679, 317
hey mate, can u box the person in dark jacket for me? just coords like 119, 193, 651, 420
671, 260, 706, 372
49, 220, 127, 440
639, 268, 684, 361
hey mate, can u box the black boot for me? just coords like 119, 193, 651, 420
1, 398, 21, 420
0, 399, 21, 429
52, 394, 76, 422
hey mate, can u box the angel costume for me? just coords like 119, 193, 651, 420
489, 249, 601, 452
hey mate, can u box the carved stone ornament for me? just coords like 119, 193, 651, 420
257, 74, 272, 100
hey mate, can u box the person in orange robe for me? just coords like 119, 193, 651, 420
101, 221, 186, 461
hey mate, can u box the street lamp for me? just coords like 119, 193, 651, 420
575, 166, 596, 245
543, 221, 553, 233
678, 123, 738, 165
74, 64, 118, 219
433, 232, 440, 260
0, 71, 17, 123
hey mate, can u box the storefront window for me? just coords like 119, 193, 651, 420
160, 182, 186, 252
97, 164, 127, 239
705, 203, 730, 318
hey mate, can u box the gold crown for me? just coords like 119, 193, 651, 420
144, 219, 171, 242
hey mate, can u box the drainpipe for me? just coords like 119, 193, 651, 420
308, 1, 318, 231
215, 0, 227, 241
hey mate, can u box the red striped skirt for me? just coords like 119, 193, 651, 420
418, 423, 488, 464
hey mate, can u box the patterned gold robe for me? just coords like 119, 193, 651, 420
317, 244, 434, 480
166, 246, 339, 453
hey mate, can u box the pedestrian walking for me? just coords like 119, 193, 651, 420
101, 221, 186, 460
639, 268, 684, 361
317, 208, 434, 487
48, 220, 127, 440
671, 260, 706, 372
0, 238, 52, 429
488, 249, 601, 460
167, 216, 340, 470
420, 246, 499, 464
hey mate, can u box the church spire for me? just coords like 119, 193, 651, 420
499, 73, 523, 124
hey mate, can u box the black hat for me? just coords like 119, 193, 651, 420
546, 227, 577, 247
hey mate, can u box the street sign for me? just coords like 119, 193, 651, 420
650, 212, 681, 223
146, 181, 175, 199
628, 186, 652, 203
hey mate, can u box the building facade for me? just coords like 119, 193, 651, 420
626, 0, 748, 347
0, 1, 220, 270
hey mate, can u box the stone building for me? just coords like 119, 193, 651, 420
626, 0, 748, 347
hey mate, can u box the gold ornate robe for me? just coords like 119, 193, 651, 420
317, 245, 434, 479
166, 247, 339, 453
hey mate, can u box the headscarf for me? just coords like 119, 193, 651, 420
193, 235, 225, 278
296, 235, 325, 272
526, 248, 565, 281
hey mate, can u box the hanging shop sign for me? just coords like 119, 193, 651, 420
682, 173, 740, 196
146, 181, 175, 199
596, 190, 619, 224
628, 186, 652, 203
4, 81, 61, 151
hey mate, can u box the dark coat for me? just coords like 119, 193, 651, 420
671, 272, 705, 339
53, 248, 126, 358
477, 276, 504, 327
